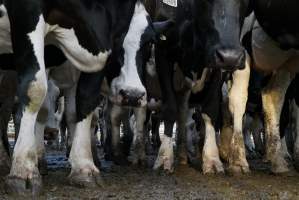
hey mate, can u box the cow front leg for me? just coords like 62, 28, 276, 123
68, 71, 105, 188
5, 14, 47, 196
176, 90, 191, 165
35, 121, 48, 176
293, 102, 299, 170
129, 107, 147, 166
202, 114, 224, 174
153, 121, 174, 172
219, 83, 233, 162
262, 70, 291, 174
227, 54, 250, 174
110, 104, 126, 165
251, 114, 265, 156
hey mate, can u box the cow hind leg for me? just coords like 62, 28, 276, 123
5, 15, 47, 196
262, 70, 291, 174
227, 54, 251, 174
68, 72, 105, 188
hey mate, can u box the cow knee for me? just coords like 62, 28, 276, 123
24, 74, 48, 113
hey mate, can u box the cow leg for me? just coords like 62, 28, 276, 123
219, 82, 233, 162
176, 90, 191, 165
153, 46, 176, 172
261, 70, 291, 173
293, 102, 299, 170
227, 54, 250, 174
0, 109, 11, 176
0, 92, 14, 175
5, 15, 47, 196
281, 136, 291, 160
201, 114, 224, 174
63, 84, 77, 157
110, 104, 126, 164
251, 114, 265, 156
153, 121, 174, 172
151, 114, 161, 152
130, 107, 147, 166
68, 72, 105, 188
35, 105, 48, 176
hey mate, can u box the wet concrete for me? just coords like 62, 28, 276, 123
0, 146, 299, 200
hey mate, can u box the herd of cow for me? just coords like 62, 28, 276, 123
0, 0, 298, 197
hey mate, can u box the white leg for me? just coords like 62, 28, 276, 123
6, 15, 46, 196
154, 134, 174, 172
69, 113, 102, 187
202, 114, 224, 174
227, 53, 250, 174
35, 121, 47, 175
262, 70, 291, 173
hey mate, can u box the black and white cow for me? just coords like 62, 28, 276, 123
222, 0, 299, 174
0, 0, 160, 196
144, 0, 251, 173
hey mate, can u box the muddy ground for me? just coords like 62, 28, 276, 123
0, 147, 299, 200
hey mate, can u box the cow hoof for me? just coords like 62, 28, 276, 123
38, 158, 48, 176
203, 160, 224, 175
153, 136, 174, 173
178, 151, 188, 165
5, 173, 42, 197
69, 169, 104, 188
271, 160, 289, 174
227, 163, 250, 175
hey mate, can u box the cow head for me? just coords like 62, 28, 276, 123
106, 2, 172, 107
105, 2, 151, 107
193, 0, 252, 71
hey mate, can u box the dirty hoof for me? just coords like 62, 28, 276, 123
153, 155, 174, 173
203, 160, 224, 175
227, 163, 250, 175
5, 173, 42, 197
69, 170, 104, 188
178, 151, 188, 165
271, 161, 290, 174
38, 158, 48, 176
153, 136, 174, 173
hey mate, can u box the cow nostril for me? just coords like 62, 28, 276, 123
119, 89, 127, 97
215, 48, 245, 67
215, 49, 225, 62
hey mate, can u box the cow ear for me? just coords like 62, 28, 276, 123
153, 20, 174, 39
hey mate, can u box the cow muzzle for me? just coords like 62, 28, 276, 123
119, 89, 146, 107
213, 47, 246, 71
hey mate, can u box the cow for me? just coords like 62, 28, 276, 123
0, 0, 162, 196
143, 0, 252, 173
221, 0, 299, 174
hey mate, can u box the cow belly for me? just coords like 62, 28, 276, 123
252, 21, 299, 73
